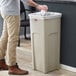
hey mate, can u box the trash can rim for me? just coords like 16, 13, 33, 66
28, 12, 62, 19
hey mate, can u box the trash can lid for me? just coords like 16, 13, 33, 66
29, 11, 62, 19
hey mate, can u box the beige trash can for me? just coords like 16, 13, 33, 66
29, 12, 62, 73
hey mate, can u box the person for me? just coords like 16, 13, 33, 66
0, 0, 48, 75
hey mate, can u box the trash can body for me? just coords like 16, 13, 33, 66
29, 12, 62, 73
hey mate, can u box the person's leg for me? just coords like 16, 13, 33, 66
0, 18, 8, 60
0, 17, 8, 70
4, 15, 28, 75
5, 16, 19, 66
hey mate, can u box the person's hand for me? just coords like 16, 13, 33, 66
36, 5, 48, 11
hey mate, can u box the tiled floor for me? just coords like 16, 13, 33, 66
0, 38, 76, 76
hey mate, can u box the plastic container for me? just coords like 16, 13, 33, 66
29, 11, 62, 73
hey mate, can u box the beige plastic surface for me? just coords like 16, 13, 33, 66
29, 12, 61, 73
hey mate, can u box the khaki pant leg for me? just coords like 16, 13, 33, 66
4, 16, 20, 66
0, 17, 8, 59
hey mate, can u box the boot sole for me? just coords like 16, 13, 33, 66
0, 67, 8, 70
8, 72, 29, 75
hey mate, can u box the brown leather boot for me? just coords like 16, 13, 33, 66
8, 63, 29, 75
0, 59, 8, 70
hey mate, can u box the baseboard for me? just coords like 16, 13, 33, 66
61, 64, 76, 72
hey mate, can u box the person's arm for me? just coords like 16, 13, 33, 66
27, 0, 48, 11
27, 0, 39, 7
